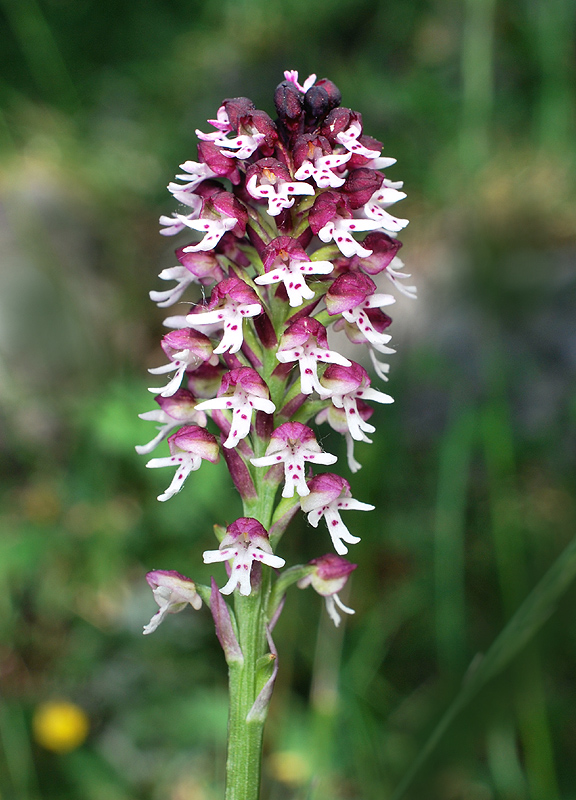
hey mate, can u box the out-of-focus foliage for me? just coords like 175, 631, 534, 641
0, 0, 575, 798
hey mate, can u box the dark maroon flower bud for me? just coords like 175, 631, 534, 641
315, 78, 342, 109
341, 168, 385, 209
304, 85, 331, 121
274, 80, 304, 122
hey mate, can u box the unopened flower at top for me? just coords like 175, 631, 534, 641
143, 570, 202, 634
203, 518, 285, 596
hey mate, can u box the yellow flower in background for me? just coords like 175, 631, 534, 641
32, 701, 89, 753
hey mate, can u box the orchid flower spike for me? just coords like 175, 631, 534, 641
143, 570, 202, 634
203, 518, 285, 596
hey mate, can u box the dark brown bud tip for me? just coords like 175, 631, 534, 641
315, 78, 342, 110
274, 80, 304, 121
304, 86, 330, 120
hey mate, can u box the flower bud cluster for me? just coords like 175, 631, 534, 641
139, 70, 416, 631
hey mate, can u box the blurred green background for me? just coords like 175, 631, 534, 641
1, 0, 575, 798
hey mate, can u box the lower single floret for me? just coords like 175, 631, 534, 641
203, 518, 285, 596
145, 426, 220, 501
297, 554, 357, 626
300, 473, 374, 555
143, 570, 202, 634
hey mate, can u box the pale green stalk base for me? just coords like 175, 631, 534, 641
225, 591, 267, 800
224, 492, 276, 800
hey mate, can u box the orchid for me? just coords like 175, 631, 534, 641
276, 317, 351, 395
254, 236, 334, 307
186, 278, 262, 355
137, 70, 414, 800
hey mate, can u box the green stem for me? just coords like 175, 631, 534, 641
224, 470, 279, 798
225, 588, 269, 800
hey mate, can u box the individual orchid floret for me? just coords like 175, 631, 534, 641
319, 362, 393, 442
246, 158, 315, 216
165, 162, 217, 206
187, 278, 262, 355
195, 105, 233, 142
300, 473, 374, 555
203, 517, 285, 596
297, 554, 357, 627
159, 193, 203, 237
196, 106, 267, 160
293, 134, 351, 189
309, 191, 381, 258
136, 389, 207, 455
195, 368, 275, 449
150, 248, 224, 308
143, 570, 202, 635
175, 190, 248, 253
276, 317, 351, 396
284, 70, 317, 94
148, 329, 218, 397
325, 272, 396, 352
363, 184, 409, 234
146, 425, 220, 502
250, 421, 337, 498
254, 236, 334, 308
336, 120, 381, 159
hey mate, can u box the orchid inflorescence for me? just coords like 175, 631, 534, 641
138, 70, 415, 638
